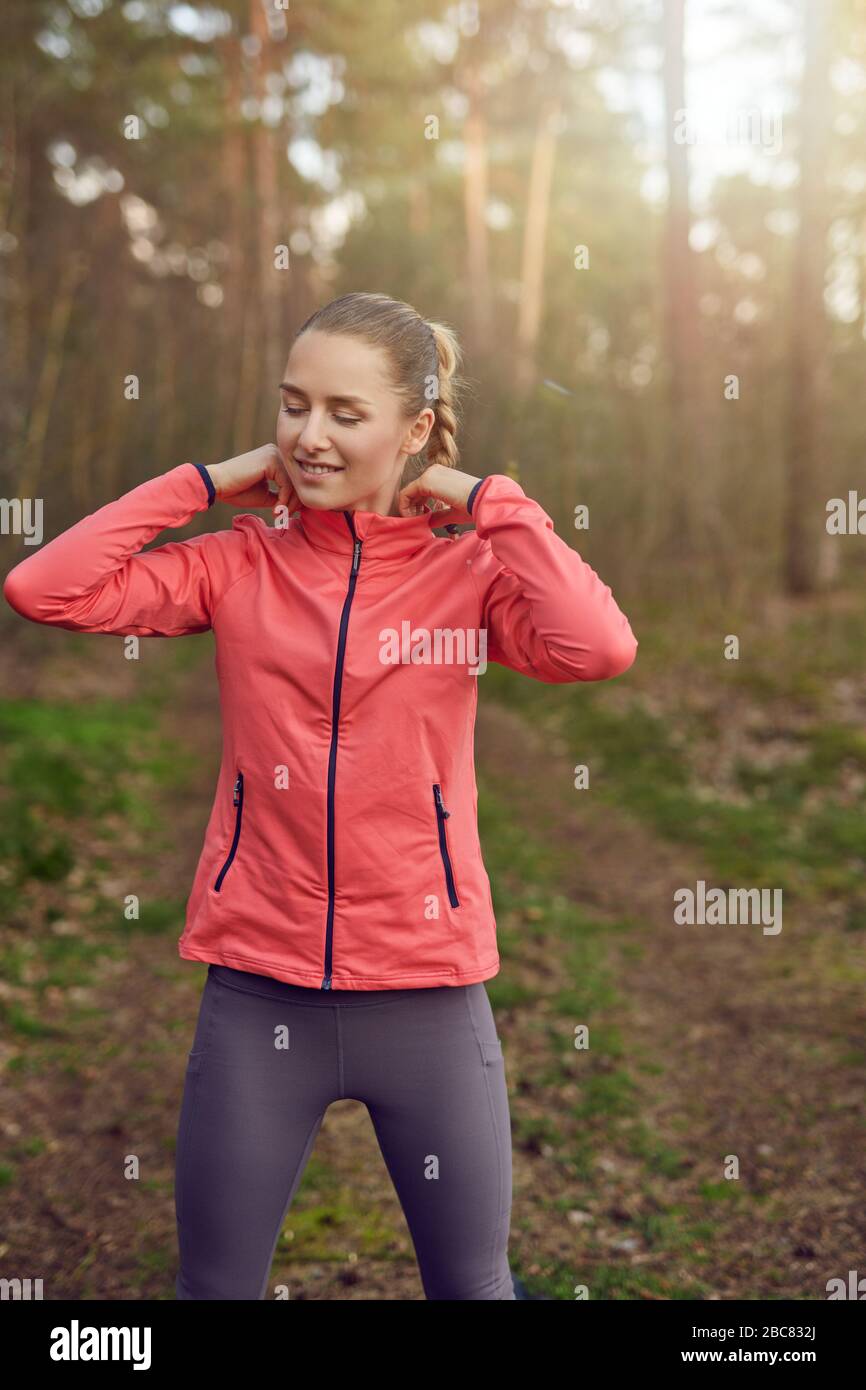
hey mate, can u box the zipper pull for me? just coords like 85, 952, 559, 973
351, 538, 361, 574
433, 784, 450, 818
233, 775, 241, 805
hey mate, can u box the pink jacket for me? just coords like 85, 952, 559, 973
3, 461, 638, 990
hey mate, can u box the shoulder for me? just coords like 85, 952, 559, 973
179, 511, 270, 562
174, 513, 269, 599
230, 511, 275, 541
223, 511, 286, 558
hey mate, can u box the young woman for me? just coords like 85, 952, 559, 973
4, 291, 638, 1300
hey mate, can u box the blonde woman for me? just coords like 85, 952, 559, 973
4, 292, 638, 1300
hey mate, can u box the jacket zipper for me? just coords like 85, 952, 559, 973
214, 771, 244, 892
322, 520, 362, 988
433, 783, 460, 908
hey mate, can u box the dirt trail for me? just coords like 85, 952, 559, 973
473, 698, 866, 1295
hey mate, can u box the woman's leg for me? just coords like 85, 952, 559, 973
344, 982, 516, 1300
174, 965, 338, 1300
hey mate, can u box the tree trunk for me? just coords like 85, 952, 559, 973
3, 90, 32, 480
514, 93, 562, 394
213, 30, 248, 462
661, 0, 700, 561
462, 60, 493, 362
249, 0, 289, 444
784, 0, 831, 595
17, 250, 89, 501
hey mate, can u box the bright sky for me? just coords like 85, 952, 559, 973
596, 0, 799, 212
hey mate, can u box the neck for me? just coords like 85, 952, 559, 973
339, 469, 406, 517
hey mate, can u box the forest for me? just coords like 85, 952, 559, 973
0, 0, 864, 1308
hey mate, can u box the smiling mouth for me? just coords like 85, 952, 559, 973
294, 457, 345, 476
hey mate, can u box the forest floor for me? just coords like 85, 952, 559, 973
0, 604, 864, 1301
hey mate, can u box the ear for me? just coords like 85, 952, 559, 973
403, 406, 435, 455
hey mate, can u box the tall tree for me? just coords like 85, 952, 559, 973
661, 0, 701, 562
514, 91, 563, 393
784, 0, 832, 594
249, 0, 293, 442
460, 51, 494, 364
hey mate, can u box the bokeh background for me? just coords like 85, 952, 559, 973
1, 0, 864, 1300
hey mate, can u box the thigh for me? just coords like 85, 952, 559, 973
175, 966, 337, 1300
352, 983, 515, 1300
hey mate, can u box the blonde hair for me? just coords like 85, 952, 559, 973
294, 292, 466, 481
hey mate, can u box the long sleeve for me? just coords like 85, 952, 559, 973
466, 474, 638, 683
3, 461, 253, 637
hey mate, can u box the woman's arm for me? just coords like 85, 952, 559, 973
466, 474, 638, 683
3, 462, 253, 637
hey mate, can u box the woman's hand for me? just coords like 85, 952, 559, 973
397, 463, 481, 527
206, 445, 300, 516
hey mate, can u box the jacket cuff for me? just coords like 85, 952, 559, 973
189, 461, 216, 508
466, 473, 525, 521
466, 476, 489, 516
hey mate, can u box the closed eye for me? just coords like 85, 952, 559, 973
281, 406, 360, 427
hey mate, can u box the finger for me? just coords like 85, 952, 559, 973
397, 496, 427, 518
426, 505, 469, 528
238, 481, 278, 508
274, 481, 301, 515
396, 477, 436, 511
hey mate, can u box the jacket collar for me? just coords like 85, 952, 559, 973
295, 502, 440, 562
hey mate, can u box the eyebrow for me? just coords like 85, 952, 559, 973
279, 381, 373, 408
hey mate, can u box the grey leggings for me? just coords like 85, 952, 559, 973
174, 964, 515, 1299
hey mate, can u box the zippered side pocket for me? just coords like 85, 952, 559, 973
213, 771, 244, 892
432, 783, 460, 908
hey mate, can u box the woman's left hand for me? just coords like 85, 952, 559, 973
397, 463, 481, 526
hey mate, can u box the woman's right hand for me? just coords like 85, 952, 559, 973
206, 445, 301, 516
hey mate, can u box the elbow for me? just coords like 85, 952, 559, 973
599, 630, 638, 680
3, 565, 33, 619
3, 564, 47, 623
539, 631, 638, 683
564, 631, 638, 682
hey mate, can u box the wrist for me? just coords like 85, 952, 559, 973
206, 462, 229, 501
444, 467, 482, 511
465, 475, 486, 516
191, 461, 218, 507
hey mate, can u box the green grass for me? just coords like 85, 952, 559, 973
455, 745, 845, 1298
0, 687, 195, 987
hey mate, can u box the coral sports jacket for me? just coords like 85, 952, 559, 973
4, 461, 638, 990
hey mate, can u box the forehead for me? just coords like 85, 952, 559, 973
282, 331, 392, 403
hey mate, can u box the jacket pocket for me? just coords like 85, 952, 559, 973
432, 783, 460, 908
213, 771, 244, 892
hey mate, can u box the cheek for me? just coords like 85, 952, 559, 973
275, 416, 298, 458
352, 428, 393, 466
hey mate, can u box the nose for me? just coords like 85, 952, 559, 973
297, 410, 331, 454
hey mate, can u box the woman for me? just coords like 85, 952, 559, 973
4, 291, 638, 1300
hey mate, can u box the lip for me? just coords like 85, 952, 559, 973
293, 455, 345, 479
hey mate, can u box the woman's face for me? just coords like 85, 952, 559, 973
276, 330, 434, 515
